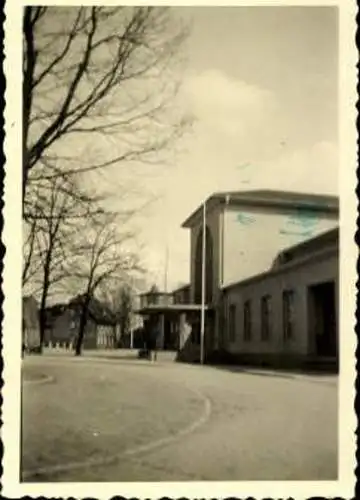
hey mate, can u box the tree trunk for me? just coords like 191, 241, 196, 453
23, 7, 37, 210
75, 298, 90, 356
38, 238, 55, 352
38, 305, 46, 353
38, 281, 50, 353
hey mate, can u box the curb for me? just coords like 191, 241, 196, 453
21, 360, 212, 481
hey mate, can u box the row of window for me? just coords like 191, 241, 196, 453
227, 290, 295, 343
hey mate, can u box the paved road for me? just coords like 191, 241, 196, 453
21, 355, 338, 482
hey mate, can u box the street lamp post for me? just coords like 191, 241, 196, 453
200, 201, 206, 365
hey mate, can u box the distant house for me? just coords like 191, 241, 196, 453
42, 303, 67, 346
96, 323, 116, 349
173, 284, 191, 305
47, 305, 78, 347
91, 297, 117, 347
22, 295, 41, 351
45, 294, 144, 350
46, 295, 117, 349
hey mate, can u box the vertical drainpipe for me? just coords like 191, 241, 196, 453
222, 194, 231, 287
219, 207, 223, 289
200, 201, 207, 365
216, 194, 230, 350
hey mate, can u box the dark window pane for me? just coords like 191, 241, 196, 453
244, 300, 252, 341
229, 304, 236, 342
283, 290, 295, 340
261, 295, 271, 341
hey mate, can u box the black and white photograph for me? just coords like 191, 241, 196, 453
2, 1, 357, 498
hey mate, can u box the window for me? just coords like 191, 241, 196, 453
261, 295, 272, 341
244, 300, 252, 341
228, 304, 236, 342
283, 290, 295, 340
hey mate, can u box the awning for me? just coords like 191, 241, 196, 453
135, 304, 211, 315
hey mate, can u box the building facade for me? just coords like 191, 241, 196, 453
218, 228, 338, 368
137, 189, 339, 369
183, 190, 338, 353
44, 297, 117, 349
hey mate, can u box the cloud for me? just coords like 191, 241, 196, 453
133, 71, 338, 288
178, 70, 338, 195
182, 69, 277, 139
180, 69, 290, 171
249, 140, 338, 194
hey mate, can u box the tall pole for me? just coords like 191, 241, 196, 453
130, 326, 134, 349
161, 244, 169, 352
164, 245, 169, 292
200, 201, 206, 365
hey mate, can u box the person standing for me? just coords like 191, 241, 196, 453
150, 319, 158, 362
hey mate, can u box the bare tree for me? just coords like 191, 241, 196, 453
23, 215, 40, 287
23, 157, 158, 350
99, 281, 139, 346
23, 169, 103, 349
117, 285, 134, 342
23, 6, 190, 209
67, 213, 143, 356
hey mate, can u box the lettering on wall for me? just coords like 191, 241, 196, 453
234, 206, 324, 238
236, 212, 256, 225
279, 208, 320, 238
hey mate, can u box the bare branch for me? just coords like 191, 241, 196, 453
23, 6, 190, 209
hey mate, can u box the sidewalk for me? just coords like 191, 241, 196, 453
210, 363, 338, 384
41, 347, 178, 363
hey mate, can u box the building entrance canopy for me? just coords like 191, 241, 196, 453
135, 303, 210, 316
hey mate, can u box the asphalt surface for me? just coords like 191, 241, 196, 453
21, 354, 338, 482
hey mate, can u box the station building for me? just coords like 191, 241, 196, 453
137, 190, 339, 369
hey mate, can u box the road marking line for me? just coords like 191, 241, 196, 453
22, 375, 55, 386
21, 360, 212, 481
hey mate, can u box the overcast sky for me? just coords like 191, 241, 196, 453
127, 6, 338, 291
52, 6, 337, 295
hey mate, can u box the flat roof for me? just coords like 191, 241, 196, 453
275, 226, 339, 262
223, 232, 338, 292
135, 304, 210, 315
182, 189, 339, 228
172, 283, 191, 294
138, 291, 172, 297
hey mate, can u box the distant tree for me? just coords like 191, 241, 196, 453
149, 283, 160, 293
67, 212, 142, 356
22, 6, 192, 340
22, 172, 101, 350
98, 282, 135, 346
147, 283, 160, 304
117, 285, 134, 343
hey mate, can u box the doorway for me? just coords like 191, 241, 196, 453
308, 281, 337, 357
163, 315, 178, 350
